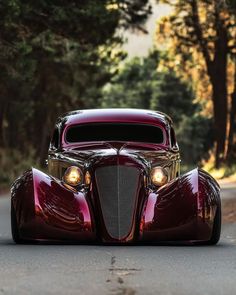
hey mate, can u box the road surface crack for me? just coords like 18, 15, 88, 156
106, 255, 137, 295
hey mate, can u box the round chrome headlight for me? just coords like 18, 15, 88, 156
150, 167, 168, 186
63, 166, 82, 187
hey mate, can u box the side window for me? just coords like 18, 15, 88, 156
170, 127, 177, 148
51, 127, 59, 149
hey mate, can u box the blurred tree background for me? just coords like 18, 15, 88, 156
101, 51, 213, 166
0, 0, 235, 187
156, 0, 236, 168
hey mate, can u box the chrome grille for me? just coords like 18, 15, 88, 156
95, 165, 139, 239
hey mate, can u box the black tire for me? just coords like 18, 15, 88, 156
11, 200, 22, 244
207, 203, 221, 245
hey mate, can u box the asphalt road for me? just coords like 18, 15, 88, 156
0, 187, 236, 295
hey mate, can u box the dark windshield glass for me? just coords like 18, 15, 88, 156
66, 123, 164, 144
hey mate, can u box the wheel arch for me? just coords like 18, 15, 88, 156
140, 168, 221, 242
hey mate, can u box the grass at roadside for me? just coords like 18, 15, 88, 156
195, 152, 236, 182
203, 162, 236, 183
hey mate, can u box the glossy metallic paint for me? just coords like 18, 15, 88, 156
140, 168, 220, 242
11, 109, 220, 243
11, 169, 95, 242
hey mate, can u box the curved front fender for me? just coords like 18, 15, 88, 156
140, 168, 220, 242
11, 168, 96, 242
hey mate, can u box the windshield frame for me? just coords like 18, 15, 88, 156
62, 122, 167, 147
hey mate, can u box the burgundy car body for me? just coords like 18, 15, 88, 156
11, 109, 221, 244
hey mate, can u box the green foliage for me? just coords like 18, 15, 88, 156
102, 51, 160, 108
226, 0, 236, 9
150, 73, 197, 125
0, 0, 151, 177
176, 115, 213, 165
0, 148, 40, 188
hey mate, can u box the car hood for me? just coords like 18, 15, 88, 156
56, 142, 173, 169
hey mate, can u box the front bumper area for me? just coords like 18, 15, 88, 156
11, 168, 220, 243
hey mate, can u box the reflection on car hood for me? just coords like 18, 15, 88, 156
54, 142, 176, 169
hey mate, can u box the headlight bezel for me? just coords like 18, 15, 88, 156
150, 166, 168, 187
63, 166, 83, 187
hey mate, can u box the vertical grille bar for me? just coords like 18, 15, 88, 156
95, 165, 139, 239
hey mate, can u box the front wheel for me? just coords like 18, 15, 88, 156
207, 204, 221, 245
11, 200, 22, 244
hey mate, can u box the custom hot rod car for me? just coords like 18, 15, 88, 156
11, 109, 221, 244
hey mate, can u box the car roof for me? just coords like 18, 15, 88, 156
57, 109, 172, 129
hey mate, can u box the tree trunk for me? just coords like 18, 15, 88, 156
226, 58, 236, 161
0, 85, 8, 148
208, 25, 228, 168
211, 74, 228, 168
0, 103, 4, 147
0, 100, 9, 148
227, 92, 236, 160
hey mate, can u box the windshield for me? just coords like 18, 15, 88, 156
65, 123, 164, 144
